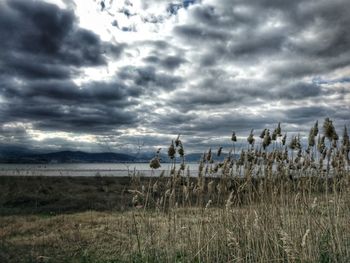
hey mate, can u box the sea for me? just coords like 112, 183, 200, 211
0, 163, 200, 177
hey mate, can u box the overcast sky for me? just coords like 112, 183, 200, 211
0, 0, 349, 154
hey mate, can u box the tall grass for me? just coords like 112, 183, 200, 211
1, 118, 349, 262
132, 119, 349, 210
123, 118, 350, 262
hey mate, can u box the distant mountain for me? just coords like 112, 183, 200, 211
184, 153, 204, 162
0, 145, 38, 158
0, 149, 238, 164
0, 151, 136, 164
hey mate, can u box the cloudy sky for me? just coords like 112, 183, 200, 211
0, 0, 349, 154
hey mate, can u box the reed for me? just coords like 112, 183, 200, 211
1, 118, 349, 262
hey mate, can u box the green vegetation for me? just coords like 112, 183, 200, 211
1, 119, 349, 262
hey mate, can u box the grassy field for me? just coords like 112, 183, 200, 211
0, 176, 134, 215
1, 119, 350, 262
0, 175, 349, 262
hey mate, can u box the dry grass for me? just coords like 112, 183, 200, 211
1, 118, 350, 262
1, 193, 349, 262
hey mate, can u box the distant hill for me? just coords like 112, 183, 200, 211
0, 149, 238, 164
0, 151, 136, 164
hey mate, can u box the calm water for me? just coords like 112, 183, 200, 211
0, 163, 199, 177
1, 163, 338, 177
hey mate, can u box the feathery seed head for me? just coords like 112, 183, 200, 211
207, 148, 212, 161
231, 131, 237, 142
317, 136, 326, 153
175, 134, 181, 147
313, 120, 319, 136
247, 129, 255, 145
276, 122, 282, 136
168, 140, 176, 159
260, 129, 267, 139
323, 118, 338, 141
149, 157, 161, 169
342, 125, 349, 147
308, 127, 315, 147
178, 142, 184, 157
217, 146, 223, 156
282, 133, 287, 146
289, 136, 300, 150
272, 129, 277, 141
263, 129, 272, 149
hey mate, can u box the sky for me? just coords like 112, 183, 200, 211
0, 0, 349, 154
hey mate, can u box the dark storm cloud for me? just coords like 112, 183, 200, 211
1, 0, 350, 153
229, 30, 287, 57
291, 2, 350, 56
285, 106, 333, 122
135, 39, 188, 74
143, 55, 187, 70
149, 104, 346, 148
124, 0, 349, 151
0, 0, 125, 81
0, 124, 29, 142
117, 65, 183, 91
0, 124, 37, 154
276, 83, 322, 100
174, 0, 350, 63
277, 105, 350, 134
1, 79, 141, 105
166, 0, 350, 132
0, 0, 138, 137
1, 101, 137, 133
268, 54, 350, 80
0, 79, 141, 133
167, 76, 325, 113
151, 110, 278, 138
